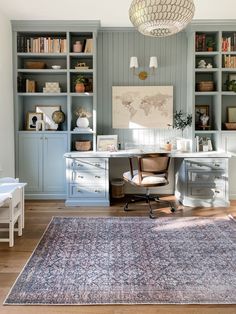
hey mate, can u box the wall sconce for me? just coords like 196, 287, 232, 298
130, 56, 158, 80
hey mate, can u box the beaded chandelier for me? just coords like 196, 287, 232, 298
129, 0, 195, 37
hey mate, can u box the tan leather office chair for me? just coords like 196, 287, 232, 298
123, 153, 176, 219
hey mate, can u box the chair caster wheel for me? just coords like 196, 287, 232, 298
171, 207, 176, 213
124, 204, 129, 211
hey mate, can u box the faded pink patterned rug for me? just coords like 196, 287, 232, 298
4, 216, 236, 305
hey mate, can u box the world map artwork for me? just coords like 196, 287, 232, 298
112, 86, 173, 129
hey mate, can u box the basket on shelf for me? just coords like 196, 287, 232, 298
224, 123, 236, 130
24, 61, 46, 69
196, 81, 214, 92
75, 140, 91, 151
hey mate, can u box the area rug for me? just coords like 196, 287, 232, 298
4, 216, 236, 305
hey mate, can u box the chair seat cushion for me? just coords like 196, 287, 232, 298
123, 170, 167, 186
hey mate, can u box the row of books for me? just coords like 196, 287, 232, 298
223, 55, 236, 68
222, 35, 236, 52
17, 36, 67, 53
195, 34, 207, 52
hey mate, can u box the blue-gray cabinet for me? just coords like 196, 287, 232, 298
18, 133, 67, 199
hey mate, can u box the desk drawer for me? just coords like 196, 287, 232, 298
69, 184, 106, 198
187, 185, 225, 199
71, 171, 106, 186
185, 159, 225, 171
70, 158, 107, 171
187, 171, 225, 184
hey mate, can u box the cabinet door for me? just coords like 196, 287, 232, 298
18, 133, 43, 192
43, 133, 67, 192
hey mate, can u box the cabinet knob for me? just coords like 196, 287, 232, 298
214, 190, 220, 194
214, 164, 220, 167
78, 176, 84, 179
95, 163, 101, 167
95, 175, 101, 178
94, 189, 101, 193
77, 189, 82, 193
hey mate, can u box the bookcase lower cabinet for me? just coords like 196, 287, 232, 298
18, 133, 67, 199
65, 157, 110, 206
175, 158, 229, 207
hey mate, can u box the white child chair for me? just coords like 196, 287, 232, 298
0, 186, 23, 247
0, 177, 26, 229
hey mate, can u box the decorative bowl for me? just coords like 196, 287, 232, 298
52, 65, 61, 70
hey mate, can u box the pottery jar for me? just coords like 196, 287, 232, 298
73, 41, 83, 53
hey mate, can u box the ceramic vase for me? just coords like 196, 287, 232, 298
76, 117, 89, 128
73, 41, 83, 53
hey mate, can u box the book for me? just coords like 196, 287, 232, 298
84, 39, 93, 53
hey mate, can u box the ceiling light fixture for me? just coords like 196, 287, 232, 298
129, 0, 195, 38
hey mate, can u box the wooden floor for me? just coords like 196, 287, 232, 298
0, 197, 236, 314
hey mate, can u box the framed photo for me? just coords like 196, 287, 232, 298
195, 105, 210, 129
36, 105, 60, 130
26, 112, 43, 130
227, 107, 236, 122
97, 135, 118, 152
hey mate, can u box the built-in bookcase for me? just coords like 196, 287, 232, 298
12, 21, 100, 198
188, 23, 236, 152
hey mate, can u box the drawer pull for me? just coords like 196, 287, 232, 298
214, 164, 220, 167
94, 163, 101, 167
78, 175, 84, 179
95, 175, 101, 178
215, 176, 221, 180
77, 189, 82, 193
94, 189, 101, 193
77, 164, 83, 168
214, 190, 220, 194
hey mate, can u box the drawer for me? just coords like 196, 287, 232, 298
71, 171, 106, 186
69, 184, 106, 198
70, 158, 107, 171
187, 185, 225, 199
187, 171, 225, 184
185, 159, 225, 171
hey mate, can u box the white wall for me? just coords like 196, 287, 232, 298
0, 10, 14, 177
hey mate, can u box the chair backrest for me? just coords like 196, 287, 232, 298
139, 154, 170, 174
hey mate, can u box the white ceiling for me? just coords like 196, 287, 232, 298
0, 0, 236, 27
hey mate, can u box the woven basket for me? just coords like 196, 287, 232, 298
24, 61, 46, 69
224, 123, 236, 130
75, 140, 91, 151
196, 81, 214, 92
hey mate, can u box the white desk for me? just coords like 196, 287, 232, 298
64, 150, 231, 207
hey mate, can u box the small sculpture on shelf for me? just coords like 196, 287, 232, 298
198, 59, 206, 68
75, 62, 89, 70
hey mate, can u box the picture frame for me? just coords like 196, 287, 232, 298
26, 112, 43, 130
36, 105, 60, 130
227, 107, 236, 122
112, 86, 173, 129
195, 105, 210, 129
97, 135, 118, 152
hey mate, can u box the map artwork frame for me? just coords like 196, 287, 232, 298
112, 86, 173, 129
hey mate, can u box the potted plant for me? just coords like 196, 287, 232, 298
225, 79, 236, 92
173, 110, 193, 152
74, 107, 92, 128
75, 75, 86, 93
206, 38, 215, 51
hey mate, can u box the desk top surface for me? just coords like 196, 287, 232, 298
64, 150, 231, 159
